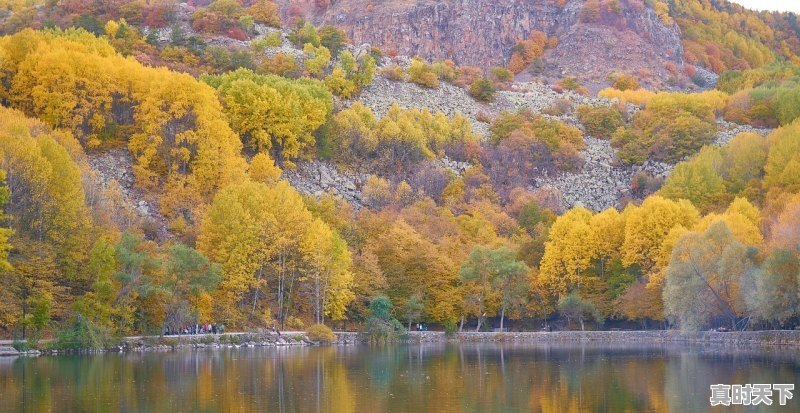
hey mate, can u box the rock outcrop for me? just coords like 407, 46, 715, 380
355, 76, 610, 137
0, 346, 19, 357
279, 0, 687, 89
283, 160, 368, 207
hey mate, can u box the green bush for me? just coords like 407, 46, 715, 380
364, 296, 403, 340
306, 324, 337, 343
469, 77, 496, 102
408, 58, 439, 88
52, 315, 114, 351
575, 105, 624, 139
12, 339, 31, 352
443, 320, 458, 335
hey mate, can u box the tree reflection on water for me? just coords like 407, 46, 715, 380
0, 343, 797, 412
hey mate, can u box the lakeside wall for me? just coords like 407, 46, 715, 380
337, 330, 800, 347
4, 330, 800, 357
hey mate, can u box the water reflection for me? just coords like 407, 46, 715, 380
0, 343, 797, 412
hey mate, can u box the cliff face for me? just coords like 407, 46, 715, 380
279, 0, 686, 88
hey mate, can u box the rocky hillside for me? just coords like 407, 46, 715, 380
278, 0, 688, 90
73, 0, 768, 220
288, 67, 771, 212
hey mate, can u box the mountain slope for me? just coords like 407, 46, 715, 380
280, 0, 800, 90
279, 0, 687, 89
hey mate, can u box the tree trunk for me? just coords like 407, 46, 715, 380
459, 315, 464, 332
252, 286, 260, 317
475, 315, 483, 332
579, 316, 585, 331
499, 305, 506, 331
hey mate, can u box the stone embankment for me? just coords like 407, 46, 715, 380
115, 332, 312, 353
444, 330, 800, 347
4, 330, 799, 357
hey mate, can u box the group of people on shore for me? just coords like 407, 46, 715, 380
164, 323, 225, 336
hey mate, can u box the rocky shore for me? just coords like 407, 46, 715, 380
3, 329, 799, 357
443, 330, 800, 347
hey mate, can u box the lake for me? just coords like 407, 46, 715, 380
1, 343, 797, 412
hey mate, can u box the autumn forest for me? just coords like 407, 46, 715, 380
1, 0, 800, 349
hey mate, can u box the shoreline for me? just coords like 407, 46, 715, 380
2, 329, 799, 357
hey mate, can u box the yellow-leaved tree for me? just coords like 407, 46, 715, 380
198, 180, 354, 328
300, 218, 354, 325
0, 29, 249, 228
202, 68, 332, 163
621, 196, 700, 276
538, 207, 599, 296
0, 106, 93, 336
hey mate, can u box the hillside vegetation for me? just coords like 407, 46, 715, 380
0, 1, 799, 345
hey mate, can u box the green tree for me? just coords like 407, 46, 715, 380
663, 221, 753, 331
114, 232, 163, 334
402, 293, 424, 331
164, 244, 222, 326
489, 247, 529, 331
289, 21, 320, 47
460, 246, 528, 331
557, 293, 603, 331
364, 296, 402, 340
742, 249, 799, 327
318, 25, 347, 57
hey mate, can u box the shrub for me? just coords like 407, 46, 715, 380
611, 73, 639, 91
490, 66, 513, 83
52, 315, 114, 351
469, 77, 496, 102
556, 77, 588, 95
611, 92, 718, 164
381, 65, 405, 81
475, 111, 492, 123
289, 21, 320, 47
598, 88, 656, 106
486, 111, 585, 175
259, 53, 301, 78
319, 25, 347, 56
247, 0, 281, 27
575, 105, 624, 138
325, 68, 358, 98
408, 57, 439, 88
454, 66, 483, 87
12, 339, 31, 352
265, 31, 282, 47
508, 31, 548, 73
542, 98, 573, 116
444, 320, 458, 335
432, 60, 456, 82
306, 323, 337, 343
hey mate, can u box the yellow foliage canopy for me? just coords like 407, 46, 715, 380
0, 29, 248, 222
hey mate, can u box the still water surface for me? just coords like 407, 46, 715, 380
1, 343, 797, 412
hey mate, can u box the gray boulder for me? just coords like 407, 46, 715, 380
0, 346, 20, 357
